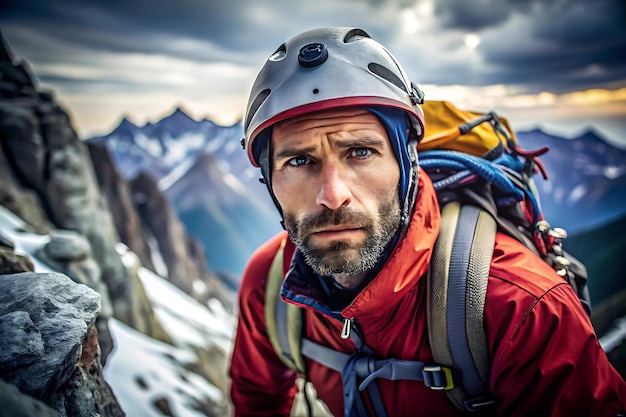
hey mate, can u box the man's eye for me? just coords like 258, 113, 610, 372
288, 156, 310, 167
351, 148, 373, 158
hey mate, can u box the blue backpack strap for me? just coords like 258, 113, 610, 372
428, 201, 497, 414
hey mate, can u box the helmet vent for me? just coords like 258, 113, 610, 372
245, 88, 271, 130
343, 28, 370, 43
368, 62, 408, 93
269, 44, 287, 61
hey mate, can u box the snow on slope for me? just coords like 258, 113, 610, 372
0, 205, 235, 417
105, 319, 224, 417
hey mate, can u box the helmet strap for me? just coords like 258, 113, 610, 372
257, 128, 286, 229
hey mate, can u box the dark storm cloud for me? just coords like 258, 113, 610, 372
434, 0, 535, 31
429, 0, 626, 92
1, 0, 287, 66
1, 0, 624, 95
0, 0, 376, 64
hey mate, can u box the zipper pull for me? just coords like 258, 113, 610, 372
341, 317, 353, 340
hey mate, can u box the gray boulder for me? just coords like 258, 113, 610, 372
37, 230, 115, 363
0, 272, 124, 416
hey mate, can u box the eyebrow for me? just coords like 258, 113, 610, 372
273, 137, 386, 161
274, 145, 317, 161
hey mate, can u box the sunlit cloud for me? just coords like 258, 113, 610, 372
464, 34, 481, 50
401, 9, 420, 35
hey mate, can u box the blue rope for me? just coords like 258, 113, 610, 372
420, 149, 542, 224
420, 150, 523, 200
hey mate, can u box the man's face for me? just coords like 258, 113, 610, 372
271, 107, 402, 277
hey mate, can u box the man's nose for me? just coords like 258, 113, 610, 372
316, 163, 352, 210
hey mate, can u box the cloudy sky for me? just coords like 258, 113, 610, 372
1, 0, 625, 146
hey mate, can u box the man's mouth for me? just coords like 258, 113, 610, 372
310, 225, 365, 241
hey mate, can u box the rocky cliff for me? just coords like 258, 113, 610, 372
0, 30, 232, 416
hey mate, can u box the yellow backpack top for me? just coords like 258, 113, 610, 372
419, 100, 517, 156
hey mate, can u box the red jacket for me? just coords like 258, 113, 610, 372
229, 171, 626, 416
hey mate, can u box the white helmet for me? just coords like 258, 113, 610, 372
242, 27, 425, 167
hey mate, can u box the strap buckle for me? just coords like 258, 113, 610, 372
422, 364, 455, 391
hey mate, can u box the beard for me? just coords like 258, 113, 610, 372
283, 195, 402, 277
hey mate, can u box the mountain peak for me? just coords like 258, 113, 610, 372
113, 116, 139, 133
164, 106, 196, 123
574, 127, 605, 143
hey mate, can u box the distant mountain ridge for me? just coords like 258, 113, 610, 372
87, 108, 282, 277
88, 108, 255, 183
87, 109, 626, 277
515, 128, 626, 233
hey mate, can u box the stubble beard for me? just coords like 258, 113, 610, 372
283, 196, 402, 277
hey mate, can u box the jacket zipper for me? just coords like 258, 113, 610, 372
341, 317, 353, 339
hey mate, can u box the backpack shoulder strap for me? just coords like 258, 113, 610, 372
264, 237, 307, 375
427, 201, 497, 413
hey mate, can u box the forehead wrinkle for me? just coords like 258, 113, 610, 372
273, 108, 379, 137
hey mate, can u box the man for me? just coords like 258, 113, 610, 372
229, 27, 626, 416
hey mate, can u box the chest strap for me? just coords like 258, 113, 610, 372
302, 331, 456, 417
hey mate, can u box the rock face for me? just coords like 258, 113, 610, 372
87, 143, 156, 273
0, 272, 124, 416
88, 144, 234, 310
0, 30, 235, 416
131, 172, 206, 297
0, 30, 168, 344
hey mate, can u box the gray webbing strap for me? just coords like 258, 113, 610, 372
447, 205, 493, 400
302, 337, 455, 416
428, 202, 496, 412
464, 207, 497, 386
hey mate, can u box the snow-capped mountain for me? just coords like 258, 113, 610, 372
87, 108, 282, 278
88, 108, 260, 188
516, 129, 626, 233
165, 151, 281, 277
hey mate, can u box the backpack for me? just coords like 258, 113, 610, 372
264, 100, 591, 416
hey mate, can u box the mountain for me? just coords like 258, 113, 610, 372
516, 129, 626, 233
88, 107, 264, 193
165, 151, 280, 279
87, 108, 282, 277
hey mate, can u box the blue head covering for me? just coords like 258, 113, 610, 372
363, 106, 414, 207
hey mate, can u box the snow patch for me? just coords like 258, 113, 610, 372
105, 319, 223, 417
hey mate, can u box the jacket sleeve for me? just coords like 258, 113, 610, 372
489, 281, 626, 417
229, 232, 298, 417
